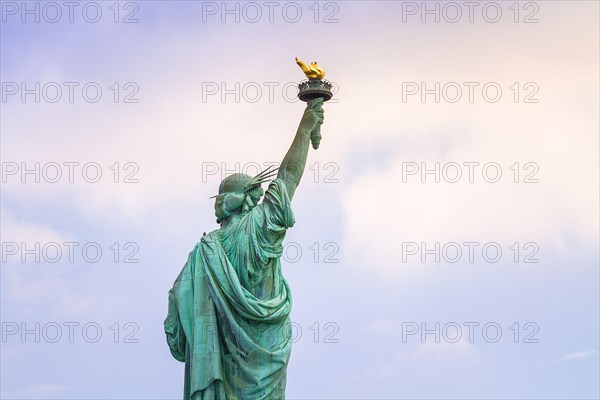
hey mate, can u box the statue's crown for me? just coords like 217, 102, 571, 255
210, 165, 279, 199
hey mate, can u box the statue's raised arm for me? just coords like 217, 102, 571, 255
277, 98, 324, 200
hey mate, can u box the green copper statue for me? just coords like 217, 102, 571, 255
164, 78, 326, 399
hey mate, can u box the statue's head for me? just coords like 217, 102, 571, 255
212, 167, 277, 224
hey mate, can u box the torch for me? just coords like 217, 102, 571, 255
295, 57, 333, 150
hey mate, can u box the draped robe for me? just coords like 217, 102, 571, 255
165, 178, 295, 399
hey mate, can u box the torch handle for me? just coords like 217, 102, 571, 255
309, 96, 324, 150
310, 124, 322, 150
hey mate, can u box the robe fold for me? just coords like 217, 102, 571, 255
165, 178, 295, 400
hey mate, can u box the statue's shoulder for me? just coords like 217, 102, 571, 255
200, 228, 219, 238
198, 229, 224, 248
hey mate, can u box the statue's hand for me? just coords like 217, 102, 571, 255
299, 98, 324, 133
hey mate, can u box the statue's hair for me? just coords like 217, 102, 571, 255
212, 166, 279, 224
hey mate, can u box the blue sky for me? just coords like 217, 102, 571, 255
1, 1, 598, 399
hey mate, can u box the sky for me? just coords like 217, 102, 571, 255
1, 1, 599, 399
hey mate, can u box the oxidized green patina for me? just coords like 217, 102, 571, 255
164, 98, 325, 399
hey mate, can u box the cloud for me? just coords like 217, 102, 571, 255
364, 335, 479, 381
0, 208, 73, 245
563, 350, 599, 360
339, 50, 599, 276
366, 318, 405, 337
1, 383, 70, 399
0, 210, 120, 318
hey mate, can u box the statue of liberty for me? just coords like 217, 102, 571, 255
164, 90, 326, 399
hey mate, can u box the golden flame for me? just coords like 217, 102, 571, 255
295, 57, 326, 80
